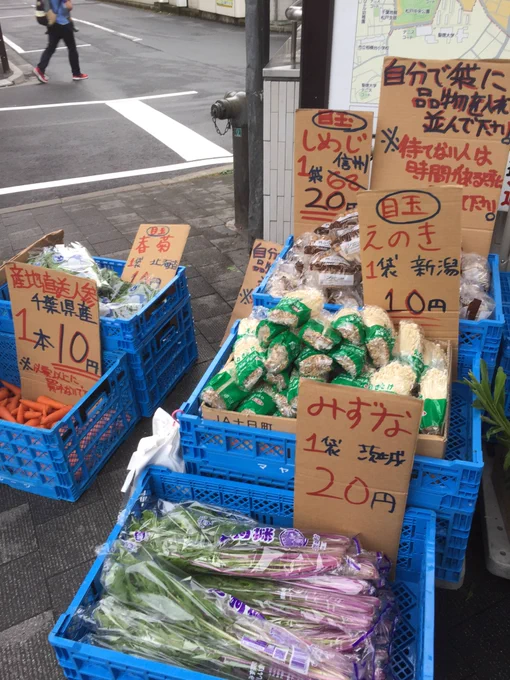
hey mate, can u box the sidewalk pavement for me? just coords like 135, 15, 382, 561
1, 171, 510, 680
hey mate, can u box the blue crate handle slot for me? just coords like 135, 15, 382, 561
155, 304, 189, 350
143, 278, 179, 322
78, 375, 113, 423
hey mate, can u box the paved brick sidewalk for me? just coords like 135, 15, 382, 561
1, 171, 510, 680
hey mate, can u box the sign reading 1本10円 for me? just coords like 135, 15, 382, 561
5, 263, 102, 406
122, 224, 190, 289
294, 380, 422, 568
371, 57, 510, 256
293, 109, 373, 238
358, 186, 462, 346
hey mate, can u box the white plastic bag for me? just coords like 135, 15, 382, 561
121, 409, 184, 495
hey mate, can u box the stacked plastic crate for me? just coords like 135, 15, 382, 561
498, 272, 510, 414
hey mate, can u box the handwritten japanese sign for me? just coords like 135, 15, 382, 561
294, 380, 422, 567
5, 263, 102, 406
371, 57, 510, 256
122, 224, 190, 288
293, 109, 374, 238
222, 239, 283, 342
358, 186, 462, 345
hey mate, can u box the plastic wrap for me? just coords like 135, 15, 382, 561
330, 343, 367, 378
296, 346, 334, 379
233, 334, 266, 391
257, 319, 287, 349
393, 321, 424, 378
331, 308, 365, 345
268, 289, 324, 328
459, 282, 495, 321
265, 331, 301, 374
200, 361, 249, 410
422, 339, 448, 372
327, 286, 364, 308
461, 252, 490, 291
362, 307, 394, 368
419, 367, 448, 435
299, 313, 342, 352
369, 361, 416, 397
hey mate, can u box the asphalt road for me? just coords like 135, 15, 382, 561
0, 0, 286, 208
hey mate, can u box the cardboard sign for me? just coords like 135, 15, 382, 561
222, 239, 283, 342
5, 263, 102, 406
358, 186, 462, 346
294, 380, 422, 567
122, 224, 190, 288
498, 153, 510, 211
293, 109, 374, 237
0, 230, 64, 286
371, 57, 510, 255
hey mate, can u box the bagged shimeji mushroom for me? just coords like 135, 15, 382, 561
265, 367, 291, 392
268, 288, 324, 328
331, 307, 365, 345
331, 373, 371, 389
330, 343, 366, 378
362, 306, 395, 368
370, 361, 416, 397
256, 319, 287, 349
460, 282, 495, 321
232, 332, 266, 391
200, 361, 249, 410
419, 367, 448, 435
423, 339, 448, 372
265, 330, 301, 374
461, 252, 490, 291
393, 321, 424, 378
296, 346, 334, 379
298, 313, 342, 352
237, 383, 278, 416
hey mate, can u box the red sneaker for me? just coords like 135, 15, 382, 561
72, 73, 89, 81
33, 67, 49, 83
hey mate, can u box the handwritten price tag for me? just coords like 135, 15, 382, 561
293, 109, 373, 237
358, 186, 462, 345
371, 57, 510, 255
294, 381, 422, 567
122, 224, 190, 288
5, 263, 102, 406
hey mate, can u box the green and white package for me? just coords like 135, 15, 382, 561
419, 367, 448, 435
234, 349, 266, 391
331, 308, 365, 345
268, 289, 324, 328
237, 383, 277, 416
420, 399, 447, 434
266, 367, 291, 392
331, 373, 371, 389
256, 319, 287, 349
200, 363, 249, 411
330, 343, 366, 378
365, 326, 394, 368
296, 346, 333, 378
298, 317, 341, 352
265, 330, 301, 374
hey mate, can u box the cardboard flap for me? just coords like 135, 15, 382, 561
0, 230, 64, 286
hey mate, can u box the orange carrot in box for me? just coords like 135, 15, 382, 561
0, 388, 10, 400
37, 396, 68, 410
24, 410, 41, 419
12, 406, 19, 416
25, 417, 41, 427
42, 406, 71, 426
0, 405, 16, 422
20, 399, 45, 412
17, 404, 25, 424
8, 395, 20, 411
0, 398, 8, 408
1, 381, 20, 397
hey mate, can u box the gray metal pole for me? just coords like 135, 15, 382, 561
0, 23, 11, 77
246, 0, 270, 242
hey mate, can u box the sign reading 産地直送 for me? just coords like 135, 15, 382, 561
5, 262, 102, 406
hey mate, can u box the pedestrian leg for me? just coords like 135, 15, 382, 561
37, 25, 61, 73
61, 23, 81, 77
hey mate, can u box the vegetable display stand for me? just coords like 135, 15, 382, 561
49, 466, 435, 680
252, 236, 503, 381
0, 332, 139, 501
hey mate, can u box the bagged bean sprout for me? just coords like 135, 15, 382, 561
369, 361, 416, 397
296, 346, 333, 379
393, 321, 424, 378
459, 282, 496, 321
265, 330, 301, 374
362, 307, 394, 368
200, 362, 249, 410
268, 289, 324, 328
331, 308, 365, 345
419, 368, 448, 435
330, 343, 366, 378
299, 313, 342, 352
461, 252, 490, 291
237, 383, 277, 416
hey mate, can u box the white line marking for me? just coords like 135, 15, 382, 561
22, 44, 91, 53
0, 14, 33, 19
3, 35, 24, 53
0, 158, 232, 196
0, 91, 198, 113
73, 18, 142, 42
106, 99, 232, 162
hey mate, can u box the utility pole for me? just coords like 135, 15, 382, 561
245, 0, 270, 241
0, 23, 11, 77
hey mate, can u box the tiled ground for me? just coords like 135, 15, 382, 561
1, 172, 509, 680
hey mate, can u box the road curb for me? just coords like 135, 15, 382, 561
0, 165, 233, 215
0, 61, 25, 88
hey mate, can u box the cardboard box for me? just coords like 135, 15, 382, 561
0, 230, 64, 286
202, 338, 453, 459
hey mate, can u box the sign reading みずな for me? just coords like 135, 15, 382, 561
122, 224, 190, 288
5, 262, 102, 406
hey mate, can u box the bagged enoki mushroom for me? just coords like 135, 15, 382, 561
369, 361, 416, 396
298, 312, 342, 352
331, 307, 365, 345
362, 307, 395, 368
419, 368, 448, 435
296, 346, 334, 379
330, 343, 367, 378
237, 383, 278, 416
393, 321, 424, 378
461, 252, 490, 291
268, 289, 324, 328
265, 330, 301, 374
423, 339, 448, 372
200, 361, 249, 410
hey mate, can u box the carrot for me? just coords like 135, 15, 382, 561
8, 395, 20, 412
0, 388, 10, 400
37, 396, 68, 410
0, 398, 8, 408
11, 406, 19, 417
24, 410, 42, 419
17, 404, 25, 424
0, 405, 16, 423
25, 417, 41, 427
20, 400, 46, 413
42, 406, 71, 426
1, 381, 21, 397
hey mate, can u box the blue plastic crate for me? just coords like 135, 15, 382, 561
252, 237, 503, 379
181, 326, 483, 514
0, 258, 190, 353
49, 467, 435, 680
433, 506, 476, 585
0, 332, 139, 501
498, 272, 510, 413
128, 296, 198, 417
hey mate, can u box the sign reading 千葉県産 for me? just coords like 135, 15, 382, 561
293, 109, 373, 238
5, 262, 102, 406
294, 380, 422, 569
371, 56, 510, 256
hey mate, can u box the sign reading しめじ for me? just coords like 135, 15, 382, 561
5, 262, 102, 406
371, 57, 510, 255
293, 109, 373, 237
294, 380, 422, 568
122, 224, 190, 288
358, 186, 462, 346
